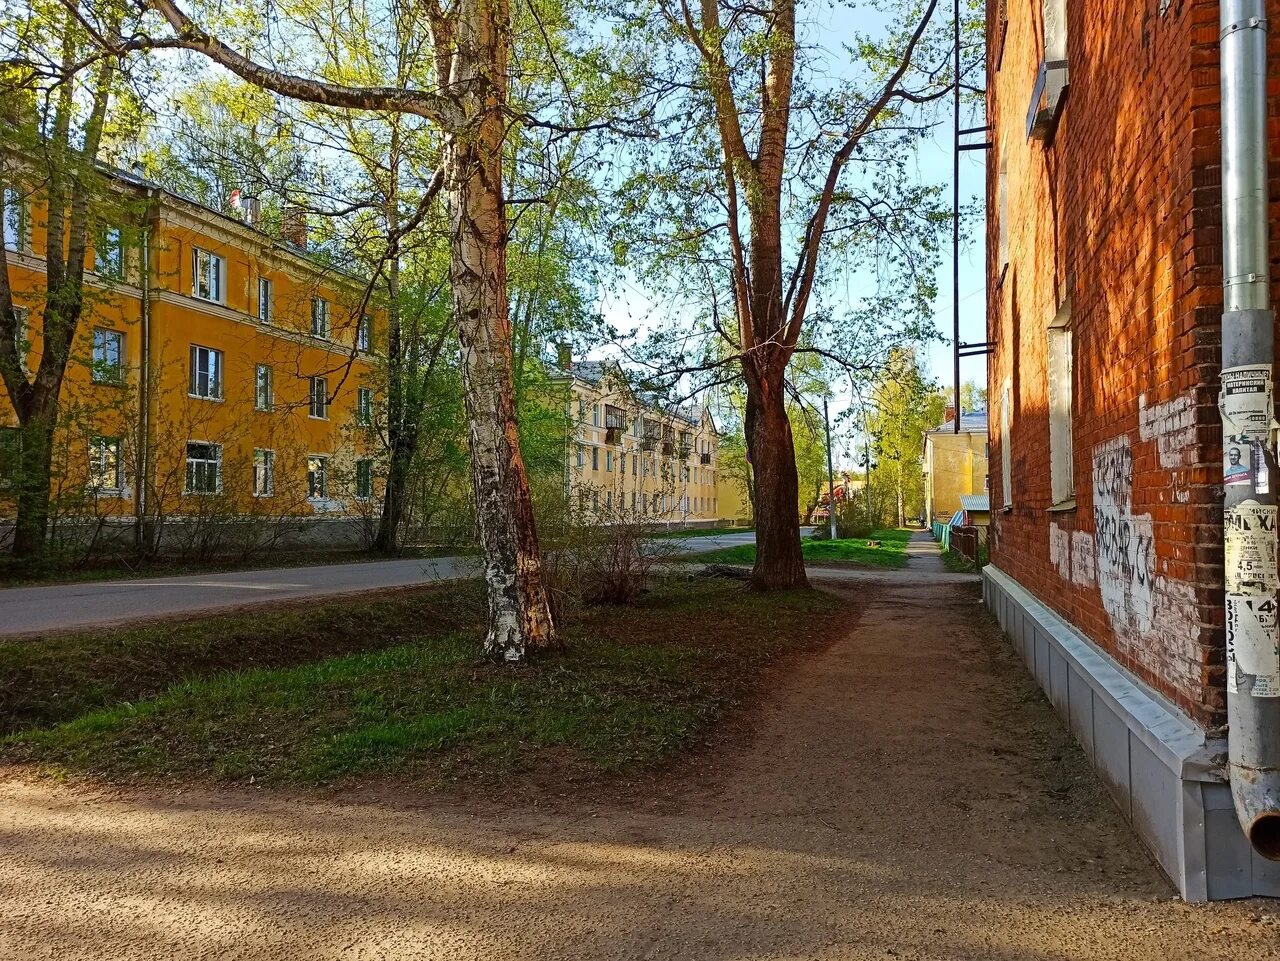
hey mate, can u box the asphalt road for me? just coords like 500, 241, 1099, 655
0, 529, 762, 637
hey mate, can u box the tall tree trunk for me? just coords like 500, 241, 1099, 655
11, 415, 55, 558
374, 192, 411, 554
445, 0, 556, 659
744, 356, 807, 590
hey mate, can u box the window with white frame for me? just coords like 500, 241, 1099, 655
2, 185, 26, 251
592, 404, 600, 427
997, 153, 1009, 280
1000, 380, 1013, 508
255, 364, 273, 411
355, 459, 373, 499
307, 455, 328, 499
95, 226, 124, 279
88, 436, 122, 492
92, 328, 125, 384
311, 297, 329, 338
253, 449, 274, 496
357, 314, 372, 352
356, 387, 374, 426
185, 442, 222, 494
1047, 298, 1074, 504
11, 306, 29, 372
189, 345, 223, 399
591, 446, 599, 471
258, 277, 273, 324
309, 376, 328, 419
576, 445, 584, 469
605, 450, 614, 472
192, 247, 224, 302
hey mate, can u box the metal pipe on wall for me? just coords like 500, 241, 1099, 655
1219, 0, 1280, 860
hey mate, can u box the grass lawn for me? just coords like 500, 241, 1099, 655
691, 528, 912, 570
2, 578, 847, 790
941, 549, 977, 573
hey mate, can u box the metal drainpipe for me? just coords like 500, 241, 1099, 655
1220, 0, 1280, 860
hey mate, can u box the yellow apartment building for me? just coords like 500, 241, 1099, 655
558, 360, 724, 524
922, 410, 989, 525
1, 160, 382, 551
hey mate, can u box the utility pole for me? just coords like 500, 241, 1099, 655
823, 396, 838, 540
952, 0, 961, 435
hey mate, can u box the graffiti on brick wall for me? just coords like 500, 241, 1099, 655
1049, 523, 1070, 580
1071, 531, 1095, 586
1091, 434, 1197, 691
1138, 393, 1195, 470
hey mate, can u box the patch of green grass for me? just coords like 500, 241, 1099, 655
941, 549, 978, 574
3, 579, 847, 789
0, 584, 486, 734
691, 528, 912, 570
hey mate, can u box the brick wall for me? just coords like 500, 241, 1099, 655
984, 0, 1272, 729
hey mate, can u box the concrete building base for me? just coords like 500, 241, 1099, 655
982, 564, 1280, 901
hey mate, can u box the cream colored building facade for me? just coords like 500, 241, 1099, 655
562, 362, 722, 522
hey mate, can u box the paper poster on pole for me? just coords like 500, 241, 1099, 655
1224, 501, 1279, 595
1220, 364, 1274, 440
1227, 594, 1280, 697
1225, 438, 1252, 485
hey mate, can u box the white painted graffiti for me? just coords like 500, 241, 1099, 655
1093, 436, 1156, 634
1138, 393, 1195, 470
1071, 531, 1096, 586
1049, 523, 1071, 580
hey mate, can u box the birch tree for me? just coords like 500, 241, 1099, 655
125, 0, 557, 659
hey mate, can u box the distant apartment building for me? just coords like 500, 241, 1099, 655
984, 0, 1280, 898
922, 408, 989, 524
558, 359, 723, 523
1, 157, 382, 551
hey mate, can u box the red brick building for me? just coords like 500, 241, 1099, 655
983, 0, 1279, 899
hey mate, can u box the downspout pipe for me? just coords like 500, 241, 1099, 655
1219, 0, 1280, 860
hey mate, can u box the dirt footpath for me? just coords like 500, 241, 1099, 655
1, 541, 1277, 960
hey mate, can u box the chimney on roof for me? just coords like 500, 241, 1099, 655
556, 342, 572, 371
243, 196, 261, 228
945, 404, 957, 425
282, 205, 307, 250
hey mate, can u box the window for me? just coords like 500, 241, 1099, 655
1000, 380, 1013, 508
87, 436, 122, 492
619, 452, 626, 475
92, 328, 125, 384
11, 306, 29, 372
1047, 298, 1074, 504
1028, 0, 1069, 139
592, 404, 600, 427
997, 153, 1009, 281
307, 456, 328, 499
185, 442, 221, 494
632, 454, 638, 477
258, 277, 273, 324
605, 491, 612, 511
253, 449, 275, 497
309, 376, 328, 419
356, 459, 374, 499
591, 446, 599, 471
255, 364, 273, 411
0, 427, 18, 489
192, 248, 224, 302
95, 226, 123, 279
357, 314, 372, 352
605, 450, 614, 472
2, 186, 26, 251
356, 387, 374, 426
311, 297, 329, 338
576, 445, 584, 469
188, 345, 223, 399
